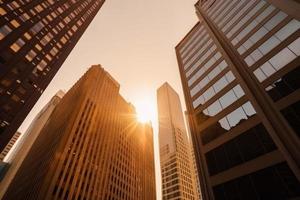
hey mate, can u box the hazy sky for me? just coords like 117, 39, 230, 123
18, 0, 197, 199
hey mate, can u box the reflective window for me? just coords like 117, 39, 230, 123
232, 4, 276, 46
25, 50, 37, 61
227, 1, 266, 39
238, 12, 297, 56
10, 38, 25, 52
193, 71, 236, 108
0, 7, 7, 16
10, 19, 20, 28
188, 50, 220, 86
190, 60, 228, 97
0, 25, 12, 40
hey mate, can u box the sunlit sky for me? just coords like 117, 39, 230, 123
18, 0, 197, 199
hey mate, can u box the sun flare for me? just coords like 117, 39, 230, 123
134, 100, 157, 124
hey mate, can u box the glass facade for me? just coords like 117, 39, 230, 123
176, 0, 300, 199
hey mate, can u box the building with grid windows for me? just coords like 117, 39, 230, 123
176, 0, 300, 199
0, 91, 64, 197
1, 65, 156, 200
157, 83, 199, 200
0, 0, 105, 153
0, 131, 20, 161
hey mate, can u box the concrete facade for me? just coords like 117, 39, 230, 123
1, 65, 156, 200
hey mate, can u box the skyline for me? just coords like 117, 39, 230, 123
1, 0, 300, 200
15, 1, 198, 200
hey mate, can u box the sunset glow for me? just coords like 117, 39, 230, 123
135, 100, 157, 124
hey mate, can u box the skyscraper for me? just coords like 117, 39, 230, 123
0, 131, 20, 161
0, 0, 105, 152
1, 65, 156, 200
176, 0, 300, 199
157, 82, 199, 200
0, 91, 64, 197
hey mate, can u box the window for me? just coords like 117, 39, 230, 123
0, 7, 7, 16
0, 25, 12, 40
25, 50, 37, 61
281, 101, 300, 137
19, 13, 30, 22
37, 60, 47, 71
45, 54, 52, 61
213, 163, 300, 200
269, 47, 297, 70
24, 32, 32, 40
187, 49, 219, 85
11, 94, 20, 102
35, 44, 42, 51
30, 21, 44, 35
288, 37, 300, 56
10, 19, 20, 28
10, 38, 25, 52
1, 79, 12, 87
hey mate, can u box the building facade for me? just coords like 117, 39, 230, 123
0, 0, 105, 152
157, 83, 199, 200
185, 111, 202, 200
0, 91, 64, 197
0, 131, 20, 161
176, 0, 300, 199
1, 65, 156, 200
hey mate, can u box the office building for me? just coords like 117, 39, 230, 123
2, 65, 156, 200
185, 111, 202, 200
176, 0, 300, 199
0, 131, 21, 161
157, 83, 199, 200
0, 91, 64, 197
0, 0, 105, 152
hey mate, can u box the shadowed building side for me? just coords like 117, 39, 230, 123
0, 0, 106, 153
0, 91, 64, 198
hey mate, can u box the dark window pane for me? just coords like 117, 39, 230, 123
205, 124, 277, 175
236, 128, 264, 161
266, 66, 300, 101
213, 163, 300, 200
281, 101, 300, 137
213, 185, 226, 200
224, 140, 243, 168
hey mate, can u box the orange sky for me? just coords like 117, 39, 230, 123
18, 0, 197, 199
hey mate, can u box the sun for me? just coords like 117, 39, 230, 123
134, 100, 157, 123
137, 112, 150, 123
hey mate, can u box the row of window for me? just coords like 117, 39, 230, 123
253, 39, 300, 83
179, 24, 204, 56
182, 30, 210, 67
198, 101, 256, 144
0, 0, 101, 119
187, 45, 219, 84
213, 162, 300, 200
193, 71, 235, 109
266, 66, 300, 102
188, 50, 222, 87
210, 0, 300, 91
206, 123, 276, 176
190, 60, 228, 97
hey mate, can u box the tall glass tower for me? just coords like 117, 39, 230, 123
176, 0, 300, 199
157, 82, 199, 200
